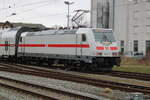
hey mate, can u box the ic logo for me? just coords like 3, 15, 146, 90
105, 47, 109, 50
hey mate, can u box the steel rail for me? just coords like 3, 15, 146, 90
0, 63, 150, 95
0, 75, 99, 100
0, 76, 58, 100
4, 62, 150, 81
108, 71, 150, 81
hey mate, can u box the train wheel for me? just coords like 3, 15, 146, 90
91, 63, 100, 72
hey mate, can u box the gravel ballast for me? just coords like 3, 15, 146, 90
0, 85, 43, 100
0, 71, 144, 100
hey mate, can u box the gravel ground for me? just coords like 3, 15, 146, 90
0, 95, 9, 100
0, 71, 146, 100
0, 85, 43, 100
0, 71, 103, 96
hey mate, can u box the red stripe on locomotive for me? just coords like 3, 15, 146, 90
0, 44, 90, 48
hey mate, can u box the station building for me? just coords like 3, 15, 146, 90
91, 0, 150, 56
0, 21, 46, 29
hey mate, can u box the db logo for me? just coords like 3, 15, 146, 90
105, 47, 109, 50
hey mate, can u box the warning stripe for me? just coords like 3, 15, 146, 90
0, 44, 90, 48
48, 44, 89, 48
110, 47, 118, 50
18, 44, 46, 47
96, 46, 118, 50
0, 44, 6, 46
0, 44, 15, 46
96, 47, 104, 50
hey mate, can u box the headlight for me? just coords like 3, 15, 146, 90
96, 52, 102, 56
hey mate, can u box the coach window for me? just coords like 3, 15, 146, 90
82, 34, 86, 42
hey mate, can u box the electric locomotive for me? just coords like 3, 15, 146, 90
0, 27, 120, 71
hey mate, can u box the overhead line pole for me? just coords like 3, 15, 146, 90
67, 3, 69, 29
64, 1, 74, 29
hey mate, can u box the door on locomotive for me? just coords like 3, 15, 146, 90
76, 33, 89, 57
81, 34, 87, 56
76, 34, 82, 57
18, 37, 25, 55
4, 39, 9, 56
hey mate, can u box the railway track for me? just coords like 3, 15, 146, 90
0, 73, 100, 100
105, 71, 150, 81
1, 61, 150, 82
0, 76, 57, 100
0, 62, 150, 95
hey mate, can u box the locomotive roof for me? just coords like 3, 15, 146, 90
0, 27, 44, 38
22, 29, 78, 37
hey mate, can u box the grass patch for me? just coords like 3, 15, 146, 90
113, 65, 150, 74
121, 57, 150, 66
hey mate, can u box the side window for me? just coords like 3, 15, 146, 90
82, 34, 86, 42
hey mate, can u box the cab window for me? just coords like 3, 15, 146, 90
82, 34, 86, 42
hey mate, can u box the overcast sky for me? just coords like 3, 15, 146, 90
0, 0, 90, 27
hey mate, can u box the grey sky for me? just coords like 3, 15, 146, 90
0, 0, 90, 27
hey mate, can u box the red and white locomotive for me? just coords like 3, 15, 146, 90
0, 27, 120, 71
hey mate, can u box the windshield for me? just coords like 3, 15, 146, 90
93, 30, 115, 42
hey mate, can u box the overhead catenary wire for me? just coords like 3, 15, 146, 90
15, 0, 51, 8
3, 0, 57, 18
0, 0, 52, 12
5, 1, 61, 18
5, 1, 65, 21
7, 12, 66, 21
0, 0, 65, 26
12, 3, 51, 15
0, 0, 61, 21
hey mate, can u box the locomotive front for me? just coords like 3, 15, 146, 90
86, 28, 121, 70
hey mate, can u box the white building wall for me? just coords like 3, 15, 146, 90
91, 0, 150, 56
114, 0, 128, 41
127, 0, 150, 55
91, 0, 98, 28
91, 0, 113, 28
